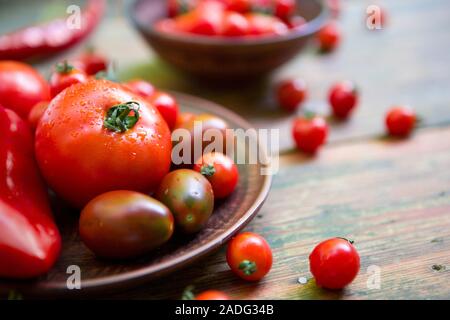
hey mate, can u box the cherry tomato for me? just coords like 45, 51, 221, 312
227, 232, 273, 281
196, 290, 230, 300
155, 169, 214, 234
309, 238, 360, 289
292, 116, 328, 153
317, 22, 341, 52
194, 152, 239, 199
224, 0, 251, 13
73, 50, 108, 75
328, 81, 358, 119
173, 113, 229, 163
246, 13, 289, 36
287, 15, 306, 29
274, 0, 296, 20
222, 11, 250, 36
79, 190, 174, 259
385, 106, 416, 137
175, 112, 196, 129
49, 61, 88, 98
176, 1, 225, 36
28, 101, 49, 131
277, 79, 308, 112
125, 79, 156, 99
35, 79, 172, 208
149, 91, 179, 130
0, 61, 50, 119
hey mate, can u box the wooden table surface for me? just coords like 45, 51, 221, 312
5, 0, 449, 299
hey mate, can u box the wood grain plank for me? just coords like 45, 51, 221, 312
107, 127, 450, 299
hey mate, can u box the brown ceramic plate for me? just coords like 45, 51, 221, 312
0, 92, 272, 297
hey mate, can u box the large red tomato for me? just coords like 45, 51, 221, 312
0, 61, 50, 119
35, 79, 172, 208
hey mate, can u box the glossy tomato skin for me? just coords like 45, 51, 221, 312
227, 232, 273, 281
292, 116, 328, 153
194, 152, 239, 199
277, 79, 308, 112
35, 79, 172, 208
274, 0, 296, 20
223, 12, 250, 36
317, 22, 341, 52
176, 1, 225, 36
49, 64, 88, 98
246, 13, 289, 36
155, 169, 214, 234
309, 238, 360, 289
174, 113, 229, 163
150, 91, 179, 130
0, 61, 50, 118
328, 81, 358, 119
28, 100, 49, 131
196, 290, 230, 300
385, 106, 416, 137
79, 190, 174, 259
125, 79, 156, 99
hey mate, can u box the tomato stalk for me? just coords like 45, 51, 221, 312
104, 101, 140, 133
239, 260, 257, 275
200, 164, 216, 177
55, 60, 74, 74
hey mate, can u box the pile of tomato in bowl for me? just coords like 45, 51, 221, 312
131, 0, 328, 79
156, 0, 307, 38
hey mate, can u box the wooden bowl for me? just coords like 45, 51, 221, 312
0, 92, 272, 297
130, 0, 329, 80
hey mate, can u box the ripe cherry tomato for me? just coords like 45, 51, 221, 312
174, 113, 229, 163
35, 79, 172, 208
149, 91, 179, 130
176, 1, 225, 36
0, 61, 50, 119
28, 101, 49, 131
287, 15, 306, 29
317, 22, 341, 52
79, 190, 174, 259
222, 11, 250, 36
274, 0, 296, 20
385, 106, 416, 137
196, 290, 230, 300
328, 81, 358, 119
224, 0, 251, 13
155, 169, 214, 234
125, 79, 156, 99
194, 152, 239, 199
292, 116, 328, 153
309, 238, 360, 289
246, 13, 289, 36
175, 112, 196, 129
277, 79, 308, 112
73, 50, 108, 75
49, 61, 88, 98
227, 232, 273, 281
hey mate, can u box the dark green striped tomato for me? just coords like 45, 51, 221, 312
155, 169, 214, 234
79, 190, 174, 259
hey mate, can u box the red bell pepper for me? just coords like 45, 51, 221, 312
0, 105, 61, 278
0, 0, 105, 61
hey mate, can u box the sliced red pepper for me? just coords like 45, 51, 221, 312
0, 0, 105, 61
0, 105, 61, 279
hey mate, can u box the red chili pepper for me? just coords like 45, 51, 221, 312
0, 105, 61, 279
0, 0, 105, 61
